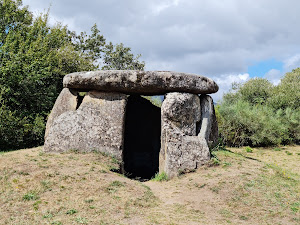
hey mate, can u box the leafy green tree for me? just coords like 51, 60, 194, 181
71, 23, 106, 66
0, 12, 93, 149
0, 0, 145, 150
239, 78, 273, 105
268, 68, 300, 110
102, 42, 145, 70
223, 78, 273, 105
218, 69, 300, 147
0, 0, 32, 44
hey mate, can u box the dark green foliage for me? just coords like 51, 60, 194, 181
267, 68, 300, 110
218, 69, 300, 147
71, 24, 106, 63
0, 100, 28, 149
0, 0, 145, 150
0, 0, 32, 43
239, 78, 273, 105
102, 42, 145, 70
0, 10, 93, 150
223, 78, 273, 105
217, 100, 287, 146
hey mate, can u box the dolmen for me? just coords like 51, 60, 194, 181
44, 70, 219, 179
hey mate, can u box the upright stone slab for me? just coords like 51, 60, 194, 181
160, 92, 210, 178
44, 91, 127, 160
198, 95, 219, 148
45, 88, 78, 139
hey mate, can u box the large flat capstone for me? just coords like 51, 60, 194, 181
63, 70, 219, 95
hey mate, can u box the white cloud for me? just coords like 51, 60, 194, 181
211, 73, 250, 102
283, 54, 300, 72
263, 54, 300, 85
264, 69, 282, 85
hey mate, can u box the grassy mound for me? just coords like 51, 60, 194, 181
0, 146, 299, 224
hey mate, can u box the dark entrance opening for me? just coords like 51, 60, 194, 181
123, 95, 161, 180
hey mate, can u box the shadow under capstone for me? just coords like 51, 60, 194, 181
123, 95, 161, 180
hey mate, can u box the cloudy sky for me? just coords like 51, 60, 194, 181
23, 0, 300, 101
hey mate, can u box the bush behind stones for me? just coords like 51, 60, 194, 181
217, 68, 300, 147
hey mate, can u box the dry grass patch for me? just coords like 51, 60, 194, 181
0, 146, 299, 224
0, 147, 157, 224
229, 145, 300, 174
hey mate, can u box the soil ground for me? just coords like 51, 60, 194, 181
0, 145, 299, 224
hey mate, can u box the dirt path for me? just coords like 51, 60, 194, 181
146, 151, 266, 224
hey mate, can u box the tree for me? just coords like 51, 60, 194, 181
0, 0, 32, 44
0, 0, 145, 150
71, 23, 106, 66
223, 78, 273, 105
102, 42, 145, 70
267, 68, 300, 110
217, 70, 300, 147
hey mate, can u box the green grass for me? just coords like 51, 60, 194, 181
43, 212, 54, 218
51, 221, 62, 225
210, 157, 221, 166
85, 199, 94, 203
152, 172, 168, 181
75, 216, 88, 224
285, 151, 293, 155
222, 162, 232, 167
245, 146, 253, 153
66, 209, 78, 215
23, 191, 39, 201
106, 180, 125, 193
132, 184, 157, 208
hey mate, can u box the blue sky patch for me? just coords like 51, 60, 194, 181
247, 59, 283, 78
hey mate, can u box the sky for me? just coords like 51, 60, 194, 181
22, 0, 300, 101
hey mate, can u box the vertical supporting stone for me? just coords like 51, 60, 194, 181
160, 92, 211, 178
44, 91, 127, 161
45, 88, 78, 140
198, 94, 218, 148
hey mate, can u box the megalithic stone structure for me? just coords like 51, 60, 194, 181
44, 70, 219, 179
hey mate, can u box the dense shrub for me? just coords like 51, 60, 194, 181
218, 69, 300, 147
267, 68, 300, 110
217, 100, 287, 146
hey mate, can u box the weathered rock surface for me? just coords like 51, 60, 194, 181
198, 95, 219, 148
161, 92, 201, 135
44, 88, 78, 139
160, 135, 210, 178
63, 70, 219, 95
160, 92, 210, 178
44, 91, 127, 160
